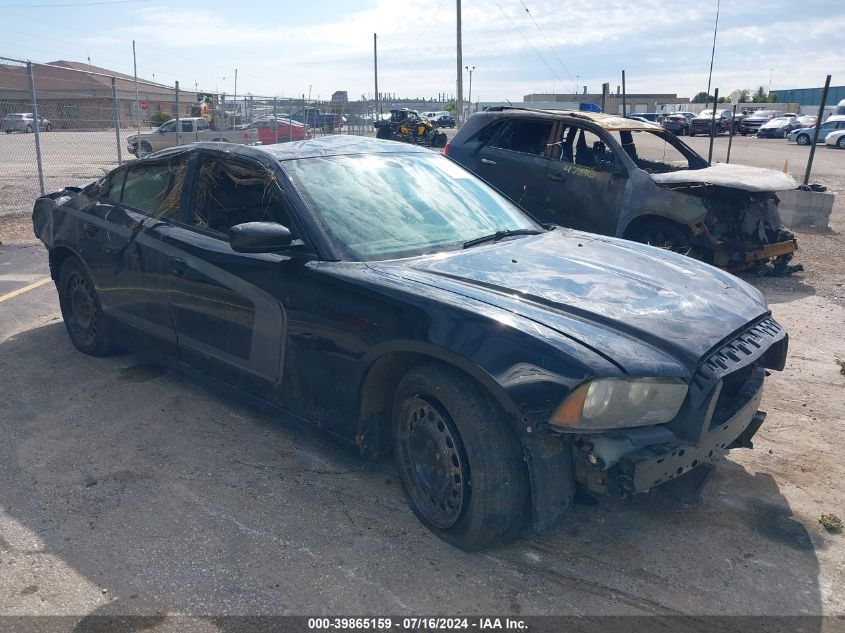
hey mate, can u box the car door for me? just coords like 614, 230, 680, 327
151, 120, 179, 151
78, 156, 190, 359
473, 118, 554, 216
544, 123, 627, 235
163, 152, 317, 413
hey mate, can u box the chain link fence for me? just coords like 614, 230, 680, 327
0, 56, 379, 222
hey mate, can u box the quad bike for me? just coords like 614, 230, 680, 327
374, 109, 448, 148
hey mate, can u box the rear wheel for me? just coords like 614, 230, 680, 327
56, 256, 116, 356
392, 364, 529, 551
45, 123, 52, 132
688, 130, 695, 137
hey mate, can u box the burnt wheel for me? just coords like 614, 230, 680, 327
57, 256, 116, 356
627, 219, 695, 256
393, 363, 529, 551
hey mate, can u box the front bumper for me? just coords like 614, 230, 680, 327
713, 238, 798, 270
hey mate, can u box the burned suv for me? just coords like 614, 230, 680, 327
446, 108, 798, 271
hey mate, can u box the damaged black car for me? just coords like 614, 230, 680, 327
446, 108, 799, 272
32, 137, 788, 551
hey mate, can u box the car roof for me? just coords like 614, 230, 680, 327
148, 136, 431, 162
481, 107, 660, 131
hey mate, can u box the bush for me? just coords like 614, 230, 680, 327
150, 112, 170, 125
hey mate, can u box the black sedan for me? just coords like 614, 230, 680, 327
31, 137, 787, 550
661, 114, 691, 135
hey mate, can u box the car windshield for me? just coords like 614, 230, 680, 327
767, 118, 789, 125
285, 152, 540, 261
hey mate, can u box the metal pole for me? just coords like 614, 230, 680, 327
456, 0, 463, 126
705, 0, 720, 113
289, 102, 293, 142
621, 70, 627, 117
726, 103, 737, 164
465, 66, 474, 120
111, 77, 122, 165
132, 40, 140, 135
26, 61, 45, 195
601, 82, 608, 113
708, 87, 718, 164
804, 75, 832, 185
174, 81, 181, 145
373, 33, 379, 117
273, 97, 279, 144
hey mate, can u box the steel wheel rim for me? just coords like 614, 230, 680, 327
67, 271, 98, 347
399, 396, 468, 529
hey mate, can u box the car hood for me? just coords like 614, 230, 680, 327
651, 163, 796, 193
371, 230, 768, 373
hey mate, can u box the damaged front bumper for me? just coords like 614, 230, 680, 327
712, 237, 798, 270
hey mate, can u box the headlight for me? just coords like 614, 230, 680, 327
550, 378, 687, 430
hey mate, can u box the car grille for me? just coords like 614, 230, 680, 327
696, 317, 784, 426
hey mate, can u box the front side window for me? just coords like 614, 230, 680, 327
121, 157, 187, 219
285, 153, 539, 261
159, 121, 175, 133
192, 159, 294, 235
615, 130, 706, 173
489, 120, 554, 155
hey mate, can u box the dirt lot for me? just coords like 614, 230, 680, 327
0, 131, 843, 625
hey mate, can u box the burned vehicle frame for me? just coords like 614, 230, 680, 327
32, 138, 788, 551
446, 108, 799, 272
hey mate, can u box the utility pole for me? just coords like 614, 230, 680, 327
132, 40, 140, 134
804, 75, 832, 185
456, 0, 463, 126
622, 70, 627, 117
465, 66, 475, 119
705, 0, 721, 112
233, 68, 238, 129
374, 33, 380, 115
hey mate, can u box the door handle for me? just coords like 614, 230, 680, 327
82, 222, 99, 237
480, 158, 497, 165
168, 257, 187, 277
548, 173, 567, 182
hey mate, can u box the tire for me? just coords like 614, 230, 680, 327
26, 125, 32, 133
376, 127, 391, 139
796, 134, 810, 146
137, 141, 153, 158
56, 256, 116, 356
431, 132, 448, 148
838, 136, 845, 150
392, 363, 529, 551
782, 129, 789, 139
627, 219, 695, 256
688, 131, 695, 137
45, 123, 52, 132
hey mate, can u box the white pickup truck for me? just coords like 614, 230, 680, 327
127, 117, 258, 157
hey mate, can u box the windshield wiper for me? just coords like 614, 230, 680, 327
462, 228, 544, 249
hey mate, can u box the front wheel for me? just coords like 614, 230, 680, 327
57, 256, 116, 356
45, 123, 52, 132
137, 141, 153, 157
25, 125, 32, 133
796, 134, 810, 146
688, 131, 695, 137
392, 364, 529, 551
837, 136, 845, 150
627, 219, 696, 257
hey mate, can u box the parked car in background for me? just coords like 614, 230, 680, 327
689, 109, 734, 136
740, 110, 784, 136
661, 113, 691, 136
631, 113, 660, 123
290, 107, 342, 132
755, 116, 804, 139
824, 129, 845, 149
246, 117, 311, 144
446, 107, 798, 271
31, 136, 789, 550
127, 118, 258, 158
432, 114, 456, 128
787, 117, 845, 145
2, 112, 52, 133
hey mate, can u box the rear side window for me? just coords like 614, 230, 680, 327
489, 120, 553, 155
121, 158, 187, 219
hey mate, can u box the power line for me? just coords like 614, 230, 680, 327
490, 0, 567, 91
387, 0, 448, 54
516, 0, 577, 93
0, 0, 149, 7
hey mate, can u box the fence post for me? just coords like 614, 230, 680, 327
273, 97, 279, 144
175, 81, 181, 145
26, 61, 45, 195
111, 77, 123, 165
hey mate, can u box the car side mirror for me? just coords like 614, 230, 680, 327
228, 222, 293, 253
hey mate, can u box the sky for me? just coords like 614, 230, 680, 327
0, 0, 842, 103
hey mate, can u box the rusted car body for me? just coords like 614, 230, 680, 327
446, 108, 798, 272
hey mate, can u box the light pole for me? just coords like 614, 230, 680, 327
465, 66, 475, 119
